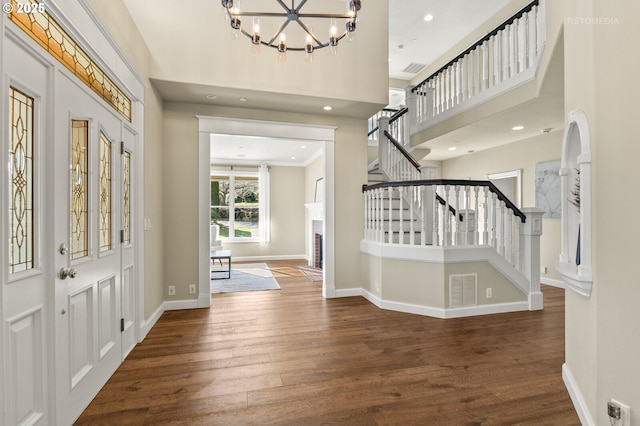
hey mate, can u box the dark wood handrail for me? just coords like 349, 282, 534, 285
411, 0, 539, 93
435, 193, 463, 222
362, 179, 527, 223
383, 130, 421, 171
389, 107, 409, 124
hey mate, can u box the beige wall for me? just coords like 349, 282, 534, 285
222, 165, 306, 258
162, 102, 366, 299
553, 0, 640, 424
441, 131, 563, 283
361, 256, 526, 309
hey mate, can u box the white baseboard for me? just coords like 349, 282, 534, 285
563, 363, 595, 426
142, 303, 165, 340
541, 277, 565, 288
164, 299, 199, 311
232, 254, 307, 262
336, 288, 530, 319
334, 288, 363, 298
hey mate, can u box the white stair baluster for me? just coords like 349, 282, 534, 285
409, 186, 415, 245
499, 200, 506, 256
399, 186, 404, 245
491, 192, 498, 249
420, 186, 426, 246
388, 186, 394, 244
474, 186, 480, 245
432, 185, 439, 246
444, 185, 451, 246
454, 186, 461, 245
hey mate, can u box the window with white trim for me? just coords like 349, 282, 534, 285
210, 166, 270, 242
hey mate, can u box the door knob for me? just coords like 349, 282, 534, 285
59, 267, 77, 280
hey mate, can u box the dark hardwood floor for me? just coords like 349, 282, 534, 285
76, 260, 579, 425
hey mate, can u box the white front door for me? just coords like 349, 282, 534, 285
120, 125, 137, 358
2, 35, 53, 426
53, 72, 124, 425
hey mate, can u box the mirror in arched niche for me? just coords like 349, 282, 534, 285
555, 110, 593, 296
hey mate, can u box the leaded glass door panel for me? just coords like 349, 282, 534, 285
53, 72, 123, 426
2, 37, 52, 426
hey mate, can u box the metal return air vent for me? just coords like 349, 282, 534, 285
449, 273, 477, 307
402, 62, 426, 74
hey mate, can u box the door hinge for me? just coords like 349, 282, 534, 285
120, 229, 124, 243
121, 141, 125, 154
120, 318, 125, 332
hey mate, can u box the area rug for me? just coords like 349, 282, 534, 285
296, 266, 323, 282
210, 263, 280, 293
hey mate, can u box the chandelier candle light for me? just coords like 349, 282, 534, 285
221, 0, 361, 61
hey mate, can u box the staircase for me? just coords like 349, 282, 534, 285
360, 0, 546, 318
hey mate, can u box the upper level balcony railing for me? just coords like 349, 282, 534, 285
409, 0, 545, 131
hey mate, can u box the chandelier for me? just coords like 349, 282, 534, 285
221, 0, 362, 60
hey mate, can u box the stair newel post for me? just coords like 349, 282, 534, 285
405, 85, 416, 140
519, 208, 544, 310
432, 184, 439, 246
364, 189, 369, 240
378, 116, 390, 178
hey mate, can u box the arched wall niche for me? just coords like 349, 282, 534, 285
555, 109, 593, 296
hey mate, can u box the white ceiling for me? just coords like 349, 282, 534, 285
210, 133, 324, 167
388, 0, 512, 81
123, 0, 562, 165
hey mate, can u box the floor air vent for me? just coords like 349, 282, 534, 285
449, 273, 477, 307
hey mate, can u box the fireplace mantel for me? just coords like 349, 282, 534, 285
305, 202, 323, 220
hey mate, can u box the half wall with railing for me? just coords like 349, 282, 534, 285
408, 0, 545, 130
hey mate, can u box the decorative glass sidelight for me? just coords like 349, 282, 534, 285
70, 120, 89, 260
99, 132, 112, 252
122, 151, 131, 245
9, 87, 34, 273
7, 0, 132, 121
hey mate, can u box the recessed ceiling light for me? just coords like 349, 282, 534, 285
239, 97, 248, 102
448, 147, 457, 151
323, 106, 332, 111
237, 154, 246, 157
206, 94, 217, 100
291, 156, 296, 160
512, 125, 524, 131
301, 145, 307, 149
424, 14, 434, 22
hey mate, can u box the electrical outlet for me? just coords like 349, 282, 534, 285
541, 266, 548, 274
609, 399, 630, 426
486, 288, 492, 299
189, 284, 196, 294
168, 285, 175, 296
